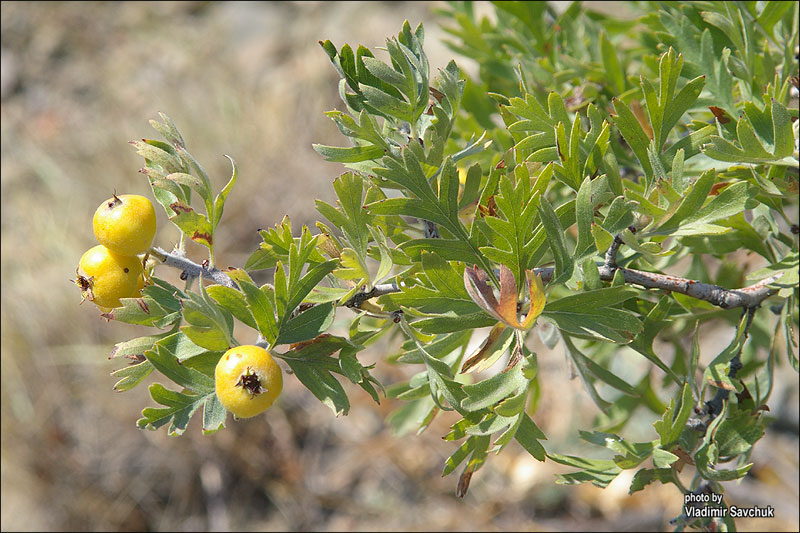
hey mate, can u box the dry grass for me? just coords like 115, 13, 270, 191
1, 2, 797, 531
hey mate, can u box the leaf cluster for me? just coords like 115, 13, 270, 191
105, 3, 798, 516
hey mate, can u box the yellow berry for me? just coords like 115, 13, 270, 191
75, 245, 143, 309
93, 194, 156, 256
215, 345, 283, 418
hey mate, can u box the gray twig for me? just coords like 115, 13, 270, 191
150, 230, 781, 313
526, 264, 780, 310
149, 247, 237, 288
603, 231, 626, 270
343, 283, 400, 309
594, 233, 781, 308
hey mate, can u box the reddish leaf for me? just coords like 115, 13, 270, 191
464, 266, 503, 323
460, 322, 508, 374
520, 271, 546, 329
631, 100, 654, 140
496, 265, 519, 325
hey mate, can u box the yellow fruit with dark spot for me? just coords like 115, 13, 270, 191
93, 194, 156, 256
75, 245, 143, 309
215, 345, 283, 418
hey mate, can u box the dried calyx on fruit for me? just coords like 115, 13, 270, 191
215, 345, 283, 419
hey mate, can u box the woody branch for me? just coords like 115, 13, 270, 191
149, 232, 782, 311
149, 247, 237, 289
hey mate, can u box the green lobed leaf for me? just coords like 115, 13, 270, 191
276, 302, 336, 345
601, 196, 636, 235
695, 440, 753, 482
181, 351, 224, 379
237, 278, 278, 343
653, 382, 694, 447
150, 113, 185, 148
627, 297, 683, 385
285, 357, 350, 416
144, 343, 215, 393
111, 360, 154, 392
460, 363, 527, 412
212, 155, 238, 230
660, 75, 705, 147
101, 296, 174, 328
202, 394, 227, 435
400, 238, 479, 264
160, 172, 211, 208
544, 286, 638, 312
131, 139, 184, 174
573, 347, 639, 397
387, 395, 436, 436
284, 259, 339, 320
137, 383, 210, 436
682, 181, 757, 228
465, 413, 518, 436
443, 435, 477, 477
562, 336, 611, 413
600, 32, 625, 94
206, 285, 257, 330
515, 414, 547, 461
628, 468, 674, 494
714, 409, 765, 457
368, 197, 454, 233
154, 331, 210, 362
656, 169, 715, 233
110, 332, 171, 359
167, 202, 214, 249
413, 311, 498, 334
537, 197, 574, 283
548, 452, 621, 487
611, 98, 653, 178
142, 281, 184, 313
573, 176, 594, 259
311, 144, 384, 163
179, 292, 233, 352
771, 99, 794, 158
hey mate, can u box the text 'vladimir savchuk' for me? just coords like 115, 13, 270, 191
684, 492, 775, 518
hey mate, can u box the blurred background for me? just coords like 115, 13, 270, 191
1, 2, 797, 531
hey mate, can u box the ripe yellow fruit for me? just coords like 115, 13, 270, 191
93, 194, 156, 256
76, 245, 144, 308
215, 345, 283, 418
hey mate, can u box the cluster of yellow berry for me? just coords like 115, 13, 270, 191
75, 193, 282, 418
75, 194, 156, 311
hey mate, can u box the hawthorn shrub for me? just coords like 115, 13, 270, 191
81, 2, 798, 530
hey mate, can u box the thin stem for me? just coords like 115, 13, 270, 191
704, 306, 757, 418
670, 468, 689, 495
